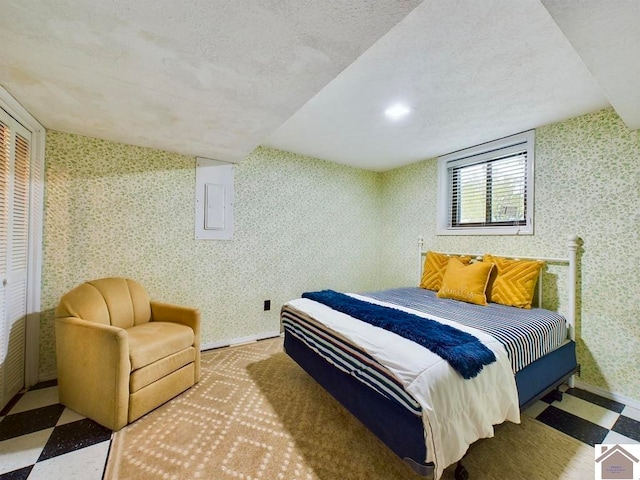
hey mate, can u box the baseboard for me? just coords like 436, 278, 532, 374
201, 331, 282, 351
574, 379, 640, 411
36, 372, 57, 383
37, 331, 282, 384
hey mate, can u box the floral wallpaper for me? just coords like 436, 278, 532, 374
40, 136, 383, 378
379, 108, 640, 401
41, 107, 640, 403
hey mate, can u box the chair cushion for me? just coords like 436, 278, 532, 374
127, 322, 195, 370
128, 364, 195, 424
56, 277, 151, 328
56, 283, 112, 325
129, 347, 196, 393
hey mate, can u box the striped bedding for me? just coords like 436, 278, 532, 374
282, 287, 568, 415
281, 306, 422, 415
362, 287, 568, 373
283, 293, 520, 479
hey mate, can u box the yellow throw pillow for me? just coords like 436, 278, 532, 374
436, 257, 493, 306
420, 251, 472, 291
483, 254, 544, 309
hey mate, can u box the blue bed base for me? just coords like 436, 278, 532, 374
283, 331, 578, 475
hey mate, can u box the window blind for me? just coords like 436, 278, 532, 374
448, 149, 527, 228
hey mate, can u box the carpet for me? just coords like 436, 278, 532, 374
105, 337, 595, 479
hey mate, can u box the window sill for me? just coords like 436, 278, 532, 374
436, 226, 533, 236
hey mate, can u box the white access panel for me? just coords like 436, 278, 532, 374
204, 183, 226, 230
195, 158, 234, 240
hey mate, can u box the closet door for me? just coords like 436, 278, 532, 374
0, 109, 30, 409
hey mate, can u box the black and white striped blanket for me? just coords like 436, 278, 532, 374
362, 287, 567, 373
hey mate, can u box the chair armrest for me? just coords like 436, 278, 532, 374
55, 316, 131, 430
150, 301, 201, 382
150, 301, 200, 338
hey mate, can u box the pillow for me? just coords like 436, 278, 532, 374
420, 251, 472, 291
483, 254, 544, 309
436, 257, 493, 306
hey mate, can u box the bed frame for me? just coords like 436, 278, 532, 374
283, 236, 580, 477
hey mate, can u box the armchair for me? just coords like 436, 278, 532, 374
55, 277, 200, 431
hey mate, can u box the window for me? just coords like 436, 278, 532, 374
437, 130, 534, 235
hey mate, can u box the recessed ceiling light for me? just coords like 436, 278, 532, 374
384, 103, 411, 120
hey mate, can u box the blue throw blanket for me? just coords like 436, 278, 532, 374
302, 290, 496, 379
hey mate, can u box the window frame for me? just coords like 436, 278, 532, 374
436, 130, 535, 236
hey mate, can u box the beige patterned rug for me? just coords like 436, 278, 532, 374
105, 337, 594, 479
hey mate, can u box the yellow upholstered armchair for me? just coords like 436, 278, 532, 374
55, 277, 200, 431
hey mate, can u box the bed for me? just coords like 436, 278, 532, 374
280, 236, 580, 479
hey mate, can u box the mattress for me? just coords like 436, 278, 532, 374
281, 306, 422, 415
283, 291, 521, 479
282, 287, 569, 417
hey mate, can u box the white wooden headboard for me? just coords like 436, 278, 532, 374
417, 235, 579, 344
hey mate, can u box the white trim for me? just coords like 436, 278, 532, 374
0, 89, 43, 133
38, 331, 283, 382
41, 330, 284, 382
201, 330, 281, 351
0, 86, 45, 388
35, 372, 57, 383
574, 379, 640, 411
436, 130, 535, 236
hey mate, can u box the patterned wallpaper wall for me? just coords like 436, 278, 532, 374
379, 108, 640, 401
41, 107, 639, 402
40, 135, 383, 378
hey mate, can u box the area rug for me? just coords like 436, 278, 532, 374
105, 337, 595, 479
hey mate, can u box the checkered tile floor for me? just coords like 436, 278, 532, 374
0, 381, 111, 480
0, 382, 639, 479
524, 385, 640, 447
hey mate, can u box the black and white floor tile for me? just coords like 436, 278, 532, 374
524, 384, 640, 447
0, 382, 638, 479
0, 381, 112, 480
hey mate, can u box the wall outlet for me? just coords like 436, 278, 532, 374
263, 300, 271, 311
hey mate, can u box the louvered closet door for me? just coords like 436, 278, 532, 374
0, 109, 30, 409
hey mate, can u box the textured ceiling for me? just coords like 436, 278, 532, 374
264, 0, 612, 170
541, 0, 640, 131
0, 1, 636, 171
0, 0, 421, 162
